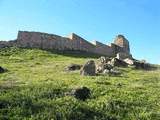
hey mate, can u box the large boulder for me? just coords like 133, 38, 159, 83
66, 64, 82, 71
80, 60, 96, 76
71, 87, 91, 101
111, 58, 128, 67
0, 66, 6, 73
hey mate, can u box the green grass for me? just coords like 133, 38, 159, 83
0, 47, 160, 120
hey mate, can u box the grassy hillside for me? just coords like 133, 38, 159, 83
0, 47, 160, 120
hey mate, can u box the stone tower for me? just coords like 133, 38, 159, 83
114, 34, 130, 54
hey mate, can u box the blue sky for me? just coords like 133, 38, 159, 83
0, 0, 159, 64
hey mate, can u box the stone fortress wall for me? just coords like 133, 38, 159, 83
0, 31, 132, 58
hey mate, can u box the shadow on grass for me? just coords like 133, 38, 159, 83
0, 47, 103, 59
47, 49, 103, 59
68, 104, 117, 120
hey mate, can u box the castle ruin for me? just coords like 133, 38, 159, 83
0, 31, 132, 58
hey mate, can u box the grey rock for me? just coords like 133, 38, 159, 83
80, 60, 96, 76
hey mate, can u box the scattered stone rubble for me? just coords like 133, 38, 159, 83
66, 55, 157, 76
96, 56, 123, 76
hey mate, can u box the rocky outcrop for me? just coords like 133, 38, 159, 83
96, 63, 113, 73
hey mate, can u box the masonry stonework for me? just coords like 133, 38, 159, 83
114, 35, 130, 54
0, 31, 132, 58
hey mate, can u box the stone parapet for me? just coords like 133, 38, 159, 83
0, 31, 132, 57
